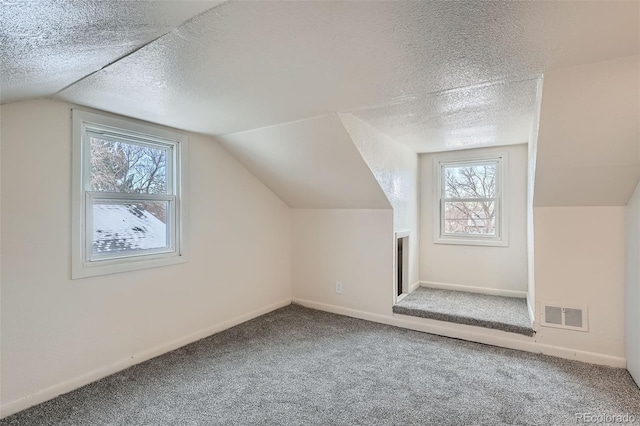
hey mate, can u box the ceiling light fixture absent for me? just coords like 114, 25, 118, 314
444, 124, 499, 149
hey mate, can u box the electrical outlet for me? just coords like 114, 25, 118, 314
335, 281, 343, 294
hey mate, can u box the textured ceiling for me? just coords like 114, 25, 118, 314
0, 0, 221, 103
1, 1, 638, 153
350, 77, 542, 153
43, 0, 639, 152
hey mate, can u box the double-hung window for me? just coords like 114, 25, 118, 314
72, 110, 187, 278
434, 153, 507, 246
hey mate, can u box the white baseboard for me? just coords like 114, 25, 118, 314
292, 298, 626, 368
420, 281, 528, 299
3, 296, 626, 419
0, 298, 292, 419
408, 281, 420, 293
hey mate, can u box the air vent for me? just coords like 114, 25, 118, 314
541, 303, 588, 332
564, 308, 584, 328
545, 305, 562, 325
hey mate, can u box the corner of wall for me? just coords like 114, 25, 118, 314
625, 180, 640, 385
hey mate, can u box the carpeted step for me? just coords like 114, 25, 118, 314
393, 287, 535, 336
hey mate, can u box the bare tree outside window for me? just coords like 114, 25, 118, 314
442, 162, 497, 236
73, 109, 184, 278
90, 137, 168, 222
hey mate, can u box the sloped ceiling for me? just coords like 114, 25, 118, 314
340, 113, 417, 220
535, 56, 640, 207
0, 1, 632, 153
216, 114, 390, 209
0, 0, 222, 103
1, 1, 638, 206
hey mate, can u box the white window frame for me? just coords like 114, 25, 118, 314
433, 151, 508, 247
72, 109, 188, 279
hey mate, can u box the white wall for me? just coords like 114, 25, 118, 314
289, 207, 626, 367
534, 207, 626, 360
419, 144, 529, 294
0, 100, 292, 415
340, 113, 419, 290
626, 181, 640, 385
291, 209, 394, 316
529, 55, 639, 367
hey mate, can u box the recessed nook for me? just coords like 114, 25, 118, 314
393, 287, 534, 337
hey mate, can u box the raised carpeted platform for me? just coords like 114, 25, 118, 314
2, 304, 637, 425
393, 287, 535, 336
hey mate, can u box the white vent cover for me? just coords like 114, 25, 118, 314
541, 303, 588, 332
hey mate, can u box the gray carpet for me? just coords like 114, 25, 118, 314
393, 287, 535, 336
2, 304, 638, 425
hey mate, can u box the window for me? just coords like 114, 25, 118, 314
434, 153, 507, 246
72, 110, 188, 278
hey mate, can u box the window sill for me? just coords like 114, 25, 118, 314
434, 236, 508, 247
72, 253, 187, 279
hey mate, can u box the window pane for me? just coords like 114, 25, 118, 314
89, 135, 169, 194
92, 200, 169, 257
443, 163, 496, 198
443, 201, 496, 235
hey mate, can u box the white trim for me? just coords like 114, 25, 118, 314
528, 297, 536, 330
419, 281, 527, 299
393, 230, 411, 303
0, 298, 292, 419
71, 109, 189, 279
432, 151, 509, 247
292, 298, 625, 368
395, 230, 410, 238
409, 281, 421, 293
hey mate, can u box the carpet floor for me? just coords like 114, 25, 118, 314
393, 287, 535, 336
2, 304, 638, 425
